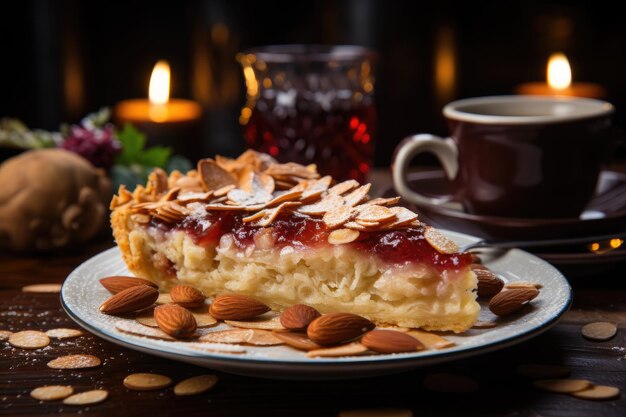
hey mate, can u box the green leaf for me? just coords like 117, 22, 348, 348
115, 123, 145, 165
137, 146, 171, 168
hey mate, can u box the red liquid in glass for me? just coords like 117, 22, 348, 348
151, 212, 470, 271
243, 102, 376, 183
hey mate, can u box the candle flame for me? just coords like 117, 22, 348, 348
547, 53, 572, 90
149, 60, 170, 105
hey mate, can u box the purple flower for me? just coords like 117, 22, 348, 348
61, 123, 122, 169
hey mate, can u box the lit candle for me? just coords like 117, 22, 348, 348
515, 53, 606, 99
115, 61, 203, 159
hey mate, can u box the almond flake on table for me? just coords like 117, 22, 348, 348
173, 375, 219, 396
45, 328, 84, 339
30, 385, 74, 401
581, 322, 617, 342
123, 373, 173, 391
0, 330, 13, 341
47, 354, 101, 369
571, 385, 620, 400
8, 330, 50, 349
63, 389, 109, 405
22, 283, 62, 293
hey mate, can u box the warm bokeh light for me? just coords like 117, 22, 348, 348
610, 238, 624, 249
547, 53, 572, 90
149, 60, 171, 105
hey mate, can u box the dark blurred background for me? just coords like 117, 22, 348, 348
3, 0, 626, 166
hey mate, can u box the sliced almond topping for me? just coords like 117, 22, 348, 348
198, 329, 253, 344
248, 202, 302, 227
177, 191, 214, 204
533, 379, 592, 394
323, 206, 358, 229
265, 162, 319, 180
213, 184, 236, 197
8, 330, 50, 349
174, 375, 219, 396
328, 179, 360, 195
424, 226, 459, 254
63, 390, 108, 405
225, 315, 285, 331
45, 328, 84, 339
198, 159, 237, 191
124, 373, 173, 391
175, 176, 203, 193
22, 283, 62, 293
160, 186, 181, 202
47, 354, 101, 369
307, 342, 369, 358
571, 385, 620, 400
328, 228, 360, 245
406, 330, 455, 349
116, 321, 176, 340
364, 196, 402, 206
227, 188, 273, 206
355, 205, 396, 224
31, 385, 74, 401
265, 189, 304, 207
298, 194, 345, 216
343, 184, 371, 207
239, 172, 275, 194
131, 213, 151, 224
204, 203, 249, 211
147, 168, 169, 197
342, 221, 369, 231
381, 206, 419, 229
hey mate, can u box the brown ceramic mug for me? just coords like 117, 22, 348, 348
392, 95, 615, 218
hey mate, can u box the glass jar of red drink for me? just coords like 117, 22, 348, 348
238, 45, 377, 182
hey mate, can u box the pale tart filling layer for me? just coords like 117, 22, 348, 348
119, 214, 479, 333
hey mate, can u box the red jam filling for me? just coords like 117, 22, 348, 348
148, 212, 471, 271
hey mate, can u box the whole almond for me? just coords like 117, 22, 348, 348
170, 285, 206, 309
280, 304, 321, 330
99, 276, 158, 294
307, 313, 375, 346
99, 285, 159, 315
154, 304, 197, 338
361, 330, 424, 354
471, 264, 504, 298
489, 287, 539, 316
209, 294, 270, 320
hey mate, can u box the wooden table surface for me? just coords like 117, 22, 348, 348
1, 176, 625, 416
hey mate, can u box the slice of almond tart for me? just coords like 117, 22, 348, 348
110, 151, 479, 333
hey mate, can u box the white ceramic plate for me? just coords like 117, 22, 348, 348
61, 231, 572, 380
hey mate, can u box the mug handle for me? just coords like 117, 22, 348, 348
392, 134, 460, 208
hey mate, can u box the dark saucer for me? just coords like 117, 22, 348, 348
386, 170, 626, 241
